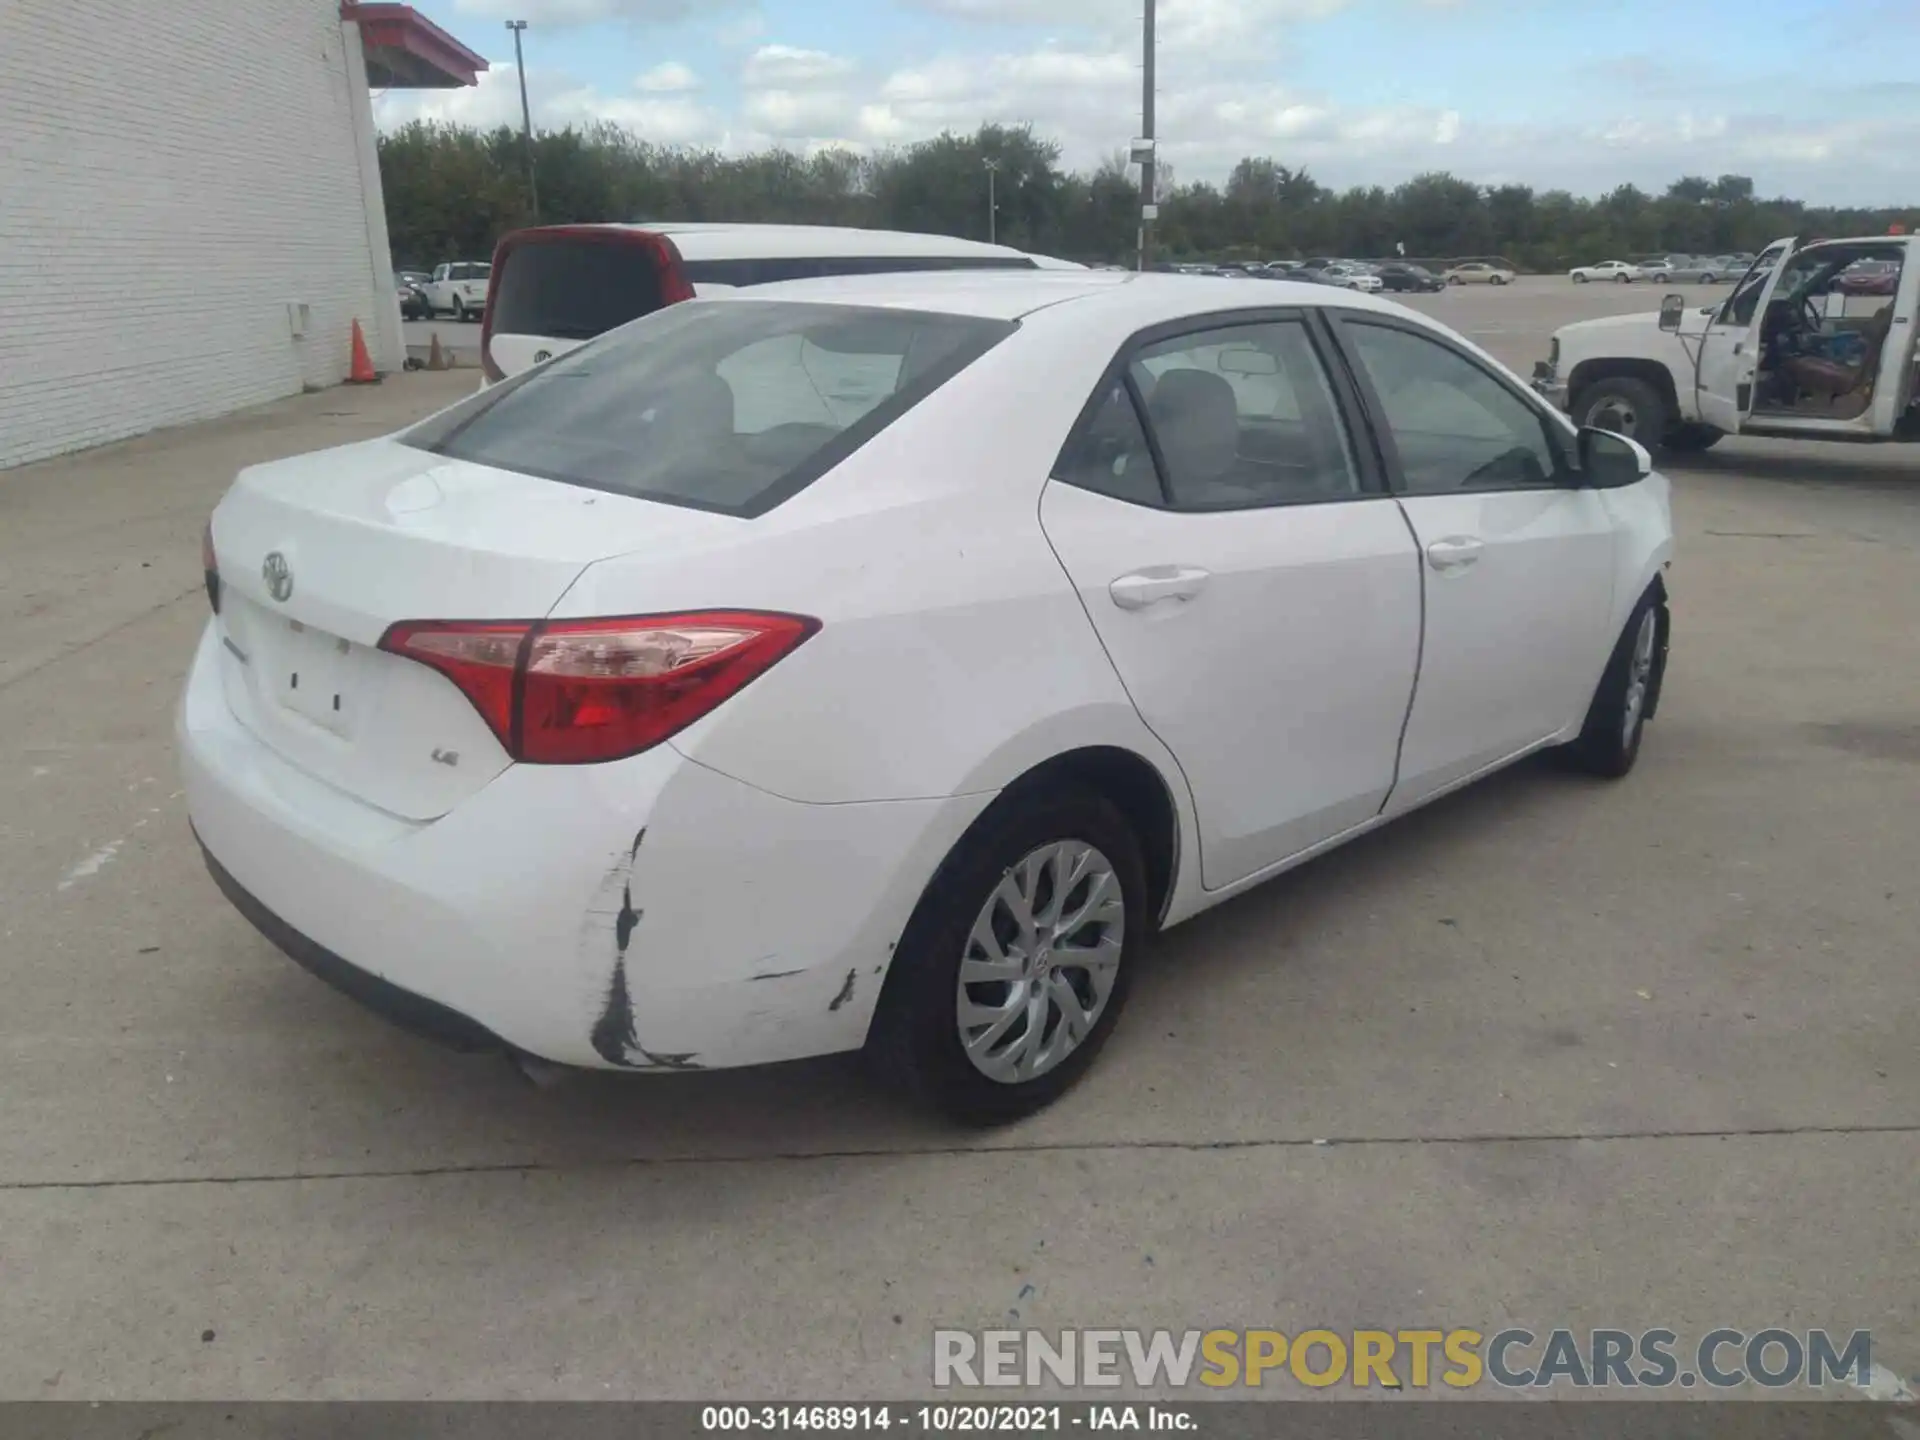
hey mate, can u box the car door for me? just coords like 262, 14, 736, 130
1696, 237, 1797, 433
1328, 313, 1619, 812
1039, 314, 1423, 890
1869, 247, 1919, 437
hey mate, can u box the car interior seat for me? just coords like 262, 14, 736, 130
1781, 304, 1894, 419
1146, 369, 1242, 496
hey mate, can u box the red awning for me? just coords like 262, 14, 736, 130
343, 2, 488, 89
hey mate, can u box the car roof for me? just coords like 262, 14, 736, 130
698, 268, 1422, 326
572, 221, 1035, 263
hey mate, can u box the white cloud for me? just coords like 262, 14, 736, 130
743, 88, 858, 136
450, 0, 740, 24
374, 64, 717, 145
637, 61, 699, 92
742, 44, 858, 88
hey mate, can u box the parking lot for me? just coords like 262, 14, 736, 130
2, 278, 1916, 1401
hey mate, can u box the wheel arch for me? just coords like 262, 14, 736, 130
1567, 358, 1681, 421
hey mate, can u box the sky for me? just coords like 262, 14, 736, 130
373, 0, 1920, 206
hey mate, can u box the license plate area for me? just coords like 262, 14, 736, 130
271, 619, 360, 738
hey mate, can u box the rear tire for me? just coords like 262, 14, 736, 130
866, 786, 1146, 1126
1557, 588, 1667, 779
1617, 273, 1631, 283
1574, 375, 1669, 450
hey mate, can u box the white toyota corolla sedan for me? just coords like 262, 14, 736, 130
182, 270, 1674, 1123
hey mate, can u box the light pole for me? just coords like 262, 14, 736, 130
505, 20, 538, 222
1138, 0, 1156, 270
983, 157, 999, 245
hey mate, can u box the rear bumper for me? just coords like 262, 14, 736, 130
200, 839, 510, 1054
178, 620, 990, 1071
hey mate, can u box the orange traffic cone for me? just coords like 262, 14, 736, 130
426, 333, 447, 371
346, 318, 379, 384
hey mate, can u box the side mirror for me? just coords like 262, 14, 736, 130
1579, 426, 1653, 487
1658, 294, 1686, 331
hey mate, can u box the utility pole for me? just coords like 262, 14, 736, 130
1138, 0, 1156, 271
506, 20, 539, 222
983, 157, 999, 245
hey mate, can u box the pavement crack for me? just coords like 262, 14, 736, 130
4, 1120, 1917, 1193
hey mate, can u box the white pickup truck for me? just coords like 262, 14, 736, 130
1533, 234, 1919, 452
419, 261, 492, 322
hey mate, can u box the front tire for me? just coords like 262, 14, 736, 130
1574, 274, 1589, 284
1575, 375, 1669, 450
1491, 274, 1507, 286
1558, 589, 1667, 778
866, 786, 1146, 1125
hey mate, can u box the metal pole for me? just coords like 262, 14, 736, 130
507, 21, 539, 222
984, 158, 999, 245
1139, 0, 1155, 270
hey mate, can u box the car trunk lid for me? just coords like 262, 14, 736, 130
208, 436, 734, 820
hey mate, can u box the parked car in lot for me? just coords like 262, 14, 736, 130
1570, 260, 1645, 284
1374, 262, 1446, 293
480, 222, 1059, 382
1443, 261, 1516, 286
421, 261, 492, 321
1320, 262, 1384, 293
186, 271, 1675, 1122
1838, 259, 1898, 297
1535, 233, 1918, 452
396, 279, 430, 320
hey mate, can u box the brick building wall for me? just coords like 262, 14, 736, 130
0, 0, 404, 469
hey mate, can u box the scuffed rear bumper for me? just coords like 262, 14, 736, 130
178, 620, 991, 1072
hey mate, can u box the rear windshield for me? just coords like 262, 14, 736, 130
405, 300, 1014, 517
492, 240, 667, 341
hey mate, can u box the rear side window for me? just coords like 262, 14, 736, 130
491, 240, 667, 341
406, 300, 1014, 517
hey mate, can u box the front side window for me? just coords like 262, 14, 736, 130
405, 300, 1013, 516
1125, 320, 1360, 509
1344, 321, 1566, 494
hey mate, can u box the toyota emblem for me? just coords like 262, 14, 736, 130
262, 551, 293, 603
533, 349, 552, 364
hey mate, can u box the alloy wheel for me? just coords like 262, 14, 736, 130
955, 841, 1124, 1084
1621, 608, 1657, 747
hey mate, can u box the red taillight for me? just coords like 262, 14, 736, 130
379, 612, 817, 765
203, 519, 221, 614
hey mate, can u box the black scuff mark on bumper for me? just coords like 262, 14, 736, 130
749, 967, 805, 982
589, 826, 702, 1071
828, 968, 857, 1012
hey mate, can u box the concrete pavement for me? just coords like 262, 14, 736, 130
1, 295, 1916, 1401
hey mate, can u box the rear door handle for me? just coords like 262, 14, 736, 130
1425, 536, 1484, 572
1109, 566, 1212, 610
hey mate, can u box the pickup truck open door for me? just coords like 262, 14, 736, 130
1869, 243, 1920, 438
1694, 237, 1795, 434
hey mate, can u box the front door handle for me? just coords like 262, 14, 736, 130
1109, 566, 1212, 610
1425, 536, 1483, 572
